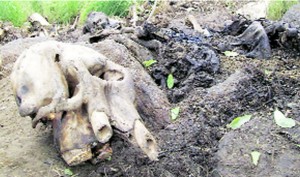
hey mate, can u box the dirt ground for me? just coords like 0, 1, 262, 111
0, 1, 300, 177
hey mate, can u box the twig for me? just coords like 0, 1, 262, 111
147, 0, 158, 22
187, 14, 210, 37
187, 15, 203, 33
130, 0, 138, 27
70, 15, 79, 31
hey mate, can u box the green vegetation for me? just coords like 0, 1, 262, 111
273, 109, 295, 128
36, 1, 83, 24
143, 59, 157, 68
223, 51, 239, 57
267, 0, 298, 20
250, 151, 261, 166
64, 168, 73, 176
0, 1, 32, 26
0, 1, 134, 27
79, 1, 133, 24
171, 107, 180, 121
227, 114, 252, 129
167, 74, 174, 89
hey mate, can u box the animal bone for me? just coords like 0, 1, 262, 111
11, 41, 159, 163
52, 110, 97, 166
10, 41, 68, 118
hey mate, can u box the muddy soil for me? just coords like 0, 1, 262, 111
0, 1, 300, 177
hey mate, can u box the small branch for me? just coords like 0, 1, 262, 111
70, 15, 79, 31
130, 0, 138, 27
147, 0, 158, 22
187, 15, 210, 36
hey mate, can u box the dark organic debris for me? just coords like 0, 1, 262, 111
264, 21, 300, 51
136, 23, 220, 103
83, 11, 121, 35
218, 20, 272, 59
233, 21, 272, 59
218, 16, 300, 58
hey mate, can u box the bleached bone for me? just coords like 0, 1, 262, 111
52, 110, 97, 166
90, 111, 113, 143
11, 41, 159, 163
10, 41, 68, 120
133, 119, 158, 161
101, 60, 158, 161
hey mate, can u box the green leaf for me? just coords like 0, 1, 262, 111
251, 151, 261, 166
227, 115, 252, 129
274, 109, 295, 128
223, 51, 239, 57
295, 144, 300, 147
64, 168, 73, 176
107, 156, 112, 161
171, 107, 180, 120
143, 59, 157, 68
264, 69, 272, 76
167, 74, 174, 89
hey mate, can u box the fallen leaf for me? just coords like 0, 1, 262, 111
171, 107, 180, 120
107, 156, 112, 161
264, 69, 272, 76
227, 114, 252, 129
251, 151, 261, 166
143, 59, 157, 68
167, 74, 174, 89
223, 51, 239, 57
274, 109, 295, 128
64, 168, 73, 176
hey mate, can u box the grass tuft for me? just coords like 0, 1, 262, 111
79, 1, 133, 24
267, 0, 298, 20
38, 1, 83, 24
0, 1, 32, 26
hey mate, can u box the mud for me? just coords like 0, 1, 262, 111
0, 1, 300, 177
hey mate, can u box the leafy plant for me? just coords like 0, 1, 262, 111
143, 59, 157, 68
64, 168, 73, 176
167, 74, 174, 89
274, 109, 295, 128
223, 51, 239, 57
227, 114, 252, 129
251, 151, 261, 166
171, 107, 180, 121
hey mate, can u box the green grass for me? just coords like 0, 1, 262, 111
37, 1, 83, 24
0, 1, 134, 27
79, 1, 134, 24
0, 1, 32, 27
267, 0, 298, 20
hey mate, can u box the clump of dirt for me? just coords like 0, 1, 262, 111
0, 22, 26, 45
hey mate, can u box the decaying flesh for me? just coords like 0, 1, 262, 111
11, 41, 158, 165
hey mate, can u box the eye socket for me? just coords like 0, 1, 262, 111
20, 85, 29, 95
